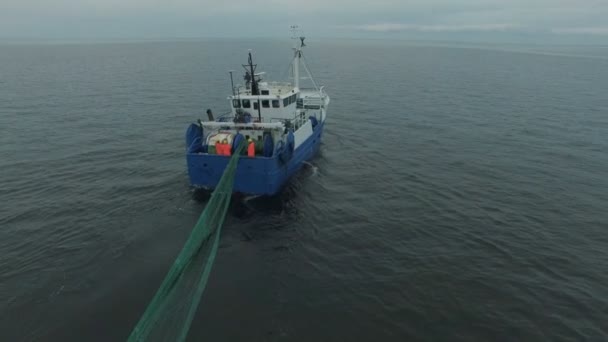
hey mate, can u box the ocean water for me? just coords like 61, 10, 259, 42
1, 39, 608, 341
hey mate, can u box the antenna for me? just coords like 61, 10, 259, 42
290, 25, 299, 43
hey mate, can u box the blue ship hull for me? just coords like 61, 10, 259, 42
186, 121, 324, 195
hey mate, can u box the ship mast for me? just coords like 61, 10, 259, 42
241, 50, 262, 121
291, 25, 305, 89
245, 50, 259, 96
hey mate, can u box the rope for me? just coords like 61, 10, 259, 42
128, 141, 245, 342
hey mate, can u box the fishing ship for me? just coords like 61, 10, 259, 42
185, 29, 329, 195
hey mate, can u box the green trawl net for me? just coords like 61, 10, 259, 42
128, 142, 245, 342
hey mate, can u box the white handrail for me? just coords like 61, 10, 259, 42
199, 121, 285, 130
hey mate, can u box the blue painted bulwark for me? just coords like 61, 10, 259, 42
186, 121, 324, 195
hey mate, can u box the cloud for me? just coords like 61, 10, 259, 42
355, 23, 521, 33
1, 0, 607, 41
552, 27, 608, 35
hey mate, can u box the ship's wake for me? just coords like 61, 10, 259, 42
302, 161, 319, 176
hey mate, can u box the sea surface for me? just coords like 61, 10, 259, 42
1, 38, 608, 341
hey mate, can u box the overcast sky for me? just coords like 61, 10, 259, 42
1, 0, 607, 43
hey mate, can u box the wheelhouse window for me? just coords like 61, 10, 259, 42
232, 99, 241, 108
291, 94, 297, 104
283, 97, 289, 107
242, 99, 251, 108
272, 100, 280, 108
262, 100, 270, 108
261, 90, 270, 95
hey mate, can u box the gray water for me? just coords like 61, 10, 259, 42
1, 39, 608, 341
